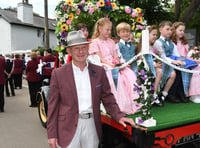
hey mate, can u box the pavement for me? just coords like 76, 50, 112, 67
0, 80, 49, 148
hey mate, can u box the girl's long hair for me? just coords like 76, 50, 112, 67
92, 18, 112, 39
171, 22, 188, 45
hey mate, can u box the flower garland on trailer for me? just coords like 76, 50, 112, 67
134, 59, 155, 121
55, 0, 146, 57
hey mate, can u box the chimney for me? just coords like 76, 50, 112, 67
17, 2, 33, 24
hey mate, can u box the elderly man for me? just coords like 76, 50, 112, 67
47, 30, 135, 148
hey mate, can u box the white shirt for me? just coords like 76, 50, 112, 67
72, 61, 93, 114
153, 36, 180, 63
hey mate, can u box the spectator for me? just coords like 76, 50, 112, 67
26, 52, 41, 107
4, 54, 15, 97
13, 54, 23, 89
0, 56, 6, 112
42, 48, 55, 81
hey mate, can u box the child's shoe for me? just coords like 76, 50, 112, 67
190, 95, 200, 103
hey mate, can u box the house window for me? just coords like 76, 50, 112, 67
37, 29, 41, 37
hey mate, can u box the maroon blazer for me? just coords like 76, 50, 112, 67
42, 55, 55, 76
47, 63, 125, 148
0, 57, 6, 84
13, 59, 23, 74
26, 60, 41, 82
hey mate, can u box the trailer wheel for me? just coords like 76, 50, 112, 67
37, 92, 47, 128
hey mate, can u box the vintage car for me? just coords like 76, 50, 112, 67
36, 79, 49, 128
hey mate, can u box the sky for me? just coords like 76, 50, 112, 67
0, 0, 62, 19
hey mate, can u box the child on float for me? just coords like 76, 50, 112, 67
136, 25, 176, 106
116, 22, 138, 73
171, 21, 200, 103
153, 21, 187, 103
89, 18, 139, 114
66, 23, 89, 64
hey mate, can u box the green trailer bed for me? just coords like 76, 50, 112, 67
127, 102, 200, 132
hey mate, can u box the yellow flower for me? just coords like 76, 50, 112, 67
132, 24, 135, 30
57, 21, 62, 26
136, 32, 141, 38
69, 13, 74, 21
65, 0, 73, 6
120, 6, 124, 10
61, 46, 65, 51
136, 7, 141, 14
136, 17, 143, 23
99, 0, 105, 7
61, 24, 68, 31
111, 3, 117, 10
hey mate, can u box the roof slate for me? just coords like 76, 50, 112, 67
0, 8, 56, 30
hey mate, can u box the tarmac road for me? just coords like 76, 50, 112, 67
0, 80, 49, 148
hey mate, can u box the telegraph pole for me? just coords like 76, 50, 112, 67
44, 0, 50, 50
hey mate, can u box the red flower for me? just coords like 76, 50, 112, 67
139, 13, 143, 17
105, 1, 111, 6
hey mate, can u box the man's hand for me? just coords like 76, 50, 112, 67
119, 117, 135, 127
48, 138, 58, 148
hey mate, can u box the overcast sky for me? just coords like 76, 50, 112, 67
0, 0, 62, 19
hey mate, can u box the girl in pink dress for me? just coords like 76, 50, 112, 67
89, 18, 139, 114
171, 22, 200, 103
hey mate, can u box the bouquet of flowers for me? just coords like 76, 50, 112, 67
134, 59, 155, 121
191, 50, 200, 60
112, 57, 124, 67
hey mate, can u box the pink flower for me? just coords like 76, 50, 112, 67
112, 58, 121, 64
96, 1, 100, 7
66, 20, 71, 25
131, 12, 136, 17
125, 7, 131, 14
76, 10, 80, 15
81, 0, 85, 4
88, 8, 94, 14
138, 25, 143, 30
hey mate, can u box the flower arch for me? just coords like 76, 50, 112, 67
55, 0, 146, 54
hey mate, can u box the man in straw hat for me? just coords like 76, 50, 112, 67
47, 30, 135, 148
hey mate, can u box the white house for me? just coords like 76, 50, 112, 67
0, 1, 57, 55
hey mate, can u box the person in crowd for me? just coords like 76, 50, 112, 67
0, 56, 6, 112
4, 54, 15, 97
36, 50, 43, 62
129, 31, 134, 44
47, 30, 135, 148
116, 22, 137, 73
75, 23, 89, 38
26, 52, 41, 107
154, 21, 188, 103
13, 54, 23, 89
21, 53, 27, 79
89, 18, 139, 114
42, 48, 55, 81
171, 21, 200, 103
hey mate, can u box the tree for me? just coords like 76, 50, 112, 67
118, 0, 174, 25
179, 0, 200, 25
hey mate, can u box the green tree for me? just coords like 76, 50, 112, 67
118, 0, 174, 25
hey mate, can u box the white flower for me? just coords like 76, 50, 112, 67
60, 17, 66, 22
64, 14, 68, 18
84, 6, 89, 11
